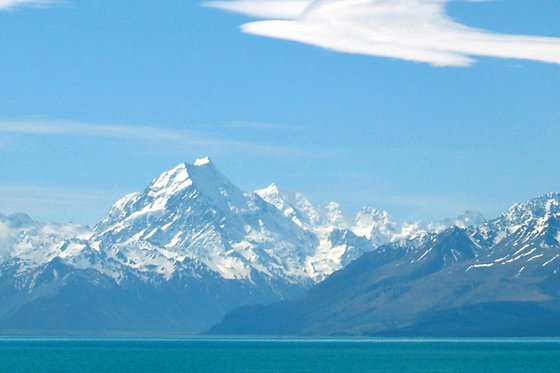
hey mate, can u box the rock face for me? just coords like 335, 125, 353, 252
209, 194, 560, 337
0, 157, 487, 334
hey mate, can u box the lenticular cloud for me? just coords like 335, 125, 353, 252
205, 0, 560, 67
0, 0, 54, 10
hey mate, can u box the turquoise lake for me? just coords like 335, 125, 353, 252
1, 338, 559, 372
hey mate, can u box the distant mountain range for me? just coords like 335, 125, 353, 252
1, 157, 557, 336
210, 193, 560, 336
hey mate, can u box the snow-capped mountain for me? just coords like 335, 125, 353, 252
91, 158, 318, 284
253, 182, 487, 278
86, 159, 433, 285
0, 212, 91, 269
0, 157, 502, 334
353, 206, 403, 246
465, 193, 560, 276
255, 183, 326, 231
254, 183, 374, 279
210, 194, 560, 337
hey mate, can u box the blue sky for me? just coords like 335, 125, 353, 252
0, 0, 559, 224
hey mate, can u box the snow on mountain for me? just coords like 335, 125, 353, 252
2, 158, 560, 335
0, 212, 91, 270
252, 184, 481, 279
255, 184, 363, 279
91, 158, 318, 284
0, 158, 490, 286
464, 193, 560, 277
255, 184, 405, 279
320, 202, 348, 229
475, 193, 560, 246
209, 195, 560, 337
352, 206, 399, 245
443, 210, 487, 229
255, 183, 325, 230
120, 163, 484, 282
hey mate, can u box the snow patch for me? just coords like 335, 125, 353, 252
527, 254, 544, 262
466, 263, 494, 272
194, 156, 212, 166
417, 248, 432, 262
543, 255, 560, 267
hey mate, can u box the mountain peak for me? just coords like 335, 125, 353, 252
489, 192, 560, 234
257, 183, 290, 201
148, 158, 219, 196
255, 183, 326, 230
259, 183, 281, 194
268, 182, 280, 191
414, 226, 480, 268
359, 206, 390, 219
194, 156, 212, 167
543, 193, 560, 215
353, 207, 395, 242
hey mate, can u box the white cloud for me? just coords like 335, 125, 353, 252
0, 0, 56, 10
205, 0, 560, 67
0, 118, 303, 156
206, 0, 310, 18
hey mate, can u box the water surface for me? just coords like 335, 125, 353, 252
1, 338, 559, 372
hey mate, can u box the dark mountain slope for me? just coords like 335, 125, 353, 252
209, 215, 560, 336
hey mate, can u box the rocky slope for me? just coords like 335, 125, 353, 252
209, 194, 560, 337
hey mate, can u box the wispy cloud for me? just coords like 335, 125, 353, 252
226, 120, 307, 131
0, 118, 304, 157
206, 0, 310, 18
0, 0, 56, 10
205, 0, 560, 67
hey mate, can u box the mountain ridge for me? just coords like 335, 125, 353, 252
209, 193, 560, 336
3, 158, 555, 335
